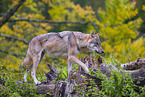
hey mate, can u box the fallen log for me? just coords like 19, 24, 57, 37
54, 81, 67, 97
121, 58, 145, 70
41, 64, 58, 84
121, 58, 145, 86
1, 55, 145, 96
36, 84, 55, 95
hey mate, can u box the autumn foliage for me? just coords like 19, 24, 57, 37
0, 0, 145, 96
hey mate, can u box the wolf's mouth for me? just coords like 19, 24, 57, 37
95, 50, 104, 54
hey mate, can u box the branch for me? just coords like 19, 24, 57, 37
8, 18, 96, 26
0, 34, 28, 57
0, 34, 29, 44
13, 14, 41, 27
8, 18, 99, 32
0, 49, 21, 57
0, 0, 25, 27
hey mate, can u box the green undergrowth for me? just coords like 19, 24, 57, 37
0, 54, 145, 96
75, 54, 145, 97
0, 74, 45, 97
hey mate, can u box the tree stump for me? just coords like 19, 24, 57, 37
54, 81, 67, 97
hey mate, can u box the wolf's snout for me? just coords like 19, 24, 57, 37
99, 50, 104, 54
95, 50, 104, 54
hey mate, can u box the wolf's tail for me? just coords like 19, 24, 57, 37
21, 50, 32, 69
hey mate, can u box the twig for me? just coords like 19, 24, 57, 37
0, 34, 29, 44
0, 0, 26, 27
13, 14, 42, 27
0, 49, 21, 57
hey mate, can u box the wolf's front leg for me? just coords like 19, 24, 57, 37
68, 59, 73, 76
68, 55, 89, 73
67, 32, 89, 73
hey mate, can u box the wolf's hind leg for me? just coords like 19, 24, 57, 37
24, 64, 32, 82
31, 50, 45, 84
31, 56, 41, 84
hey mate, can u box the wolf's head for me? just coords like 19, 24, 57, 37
87, 31, 104, 54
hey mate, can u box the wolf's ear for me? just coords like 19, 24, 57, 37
90, 30, 95, 38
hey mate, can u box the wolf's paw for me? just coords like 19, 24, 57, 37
84, 67, 89, 73
35, 81, 41, 85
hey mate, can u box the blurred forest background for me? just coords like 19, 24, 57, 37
0, 0, 145, 96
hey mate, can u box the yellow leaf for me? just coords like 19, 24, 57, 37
142, 5, 145, 11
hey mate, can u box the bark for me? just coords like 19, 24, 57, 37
54, 81, 67, 97
41, 64, 58, 84
121, 58, 145, 70
36, 84, 55, 95
120, 58, 145, 86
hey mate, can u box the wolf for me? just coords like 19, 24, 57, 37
21, 31, 104, 84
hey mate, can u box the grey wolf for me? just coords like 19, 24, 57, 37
21, 31, 104, 84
